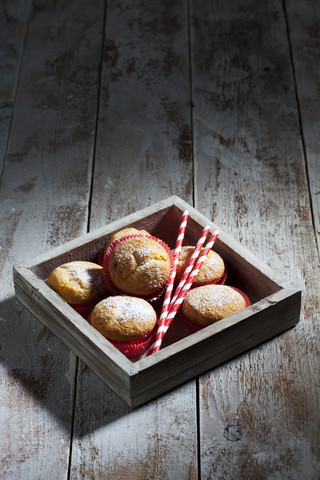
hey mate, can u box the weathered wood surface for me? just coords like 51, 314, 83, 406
71, 1, 198, 477
0, 0, 103, 478
286, 0, 320, 258
0, 0, 31, 172
191, 0, 320, 478
1, 0, 319, 479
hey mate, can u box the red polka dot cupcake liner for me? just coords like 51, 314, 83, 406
70, 292, 110, 320
179, 311, 203, 334
70, 302, 99, 320
88, 314, 158, 359
109, 328, 156, 359
231, 287, 251, 307
102, 234, 174, 302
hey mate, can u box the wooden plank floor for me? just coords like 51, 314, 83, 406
1, 0, 319, 478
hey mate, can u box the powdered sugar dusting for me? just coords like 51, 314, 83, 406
205, 252, 222, 269
63, 261, 103, 288
188, 286, 231, 309
106, 296, 155, 324
177, 247, 224, 284
108, 236, 171, 295
183, 285, 246, 324
92, 296, 157, 340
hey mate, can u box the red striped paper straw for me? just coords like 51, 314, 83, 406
140, 210, 189, 358
165, 229, 220, 324
145, 224, 209, 356
159, 210, 189, 319
169, 224, 210, 308
146, 229, 219, 356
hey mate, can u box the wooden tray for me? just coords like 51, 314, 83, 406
13, 196, 301, 408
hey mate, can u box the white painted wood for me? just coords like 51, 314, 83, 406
69, 0, 198, 477
286, 0, 320, 259
190, 0, 320, 477
89, 0, 194, 229
0, 0, 104, 478
1, 0, 319, 477
0, 0, 30, 172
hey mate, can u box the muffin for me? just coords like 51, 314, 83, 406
106, 227, 150, 249
181, 284, 249, 332
90, 296, 158, 357
98, 228, 151, 265
47, 261, 107, 317
176, 246, 225, 286
104, 234, 172, 299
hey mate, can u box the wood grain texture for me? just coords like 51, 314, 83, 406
0, 0, 104, 478
285, 0, 320, 258
69, 1, 197, 478
1, 0, 319, 477
191, 0, 320, 478
0, 0, 30, 173
89, 0, 193, 228
13, 196, 301, 408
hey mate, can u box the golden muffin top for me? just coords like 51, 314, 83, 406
107, 236, 171, 296
176, 246, 225, 286
90, 296, 157, 341
47, 261, 106, 305
182, 285, 246, 326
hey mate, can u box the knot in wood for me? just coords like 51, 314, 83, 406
223, 423, 243, 442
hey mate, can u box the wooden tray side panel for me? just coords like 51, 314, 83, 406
13, 266, 133, 404
131, 289, 301, 407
